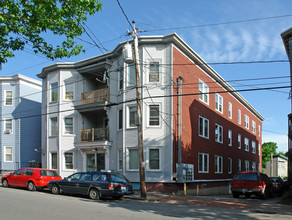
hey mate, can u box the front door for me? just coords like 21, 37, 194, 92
86, 153, 105, 171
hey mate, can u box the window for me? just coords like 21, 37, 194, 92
128, 64, 136, 87
51, 83, 58, 102
244, 138, 249, 151
5, 90, 13, 105
4, 118, 12, 134
252, 162, 256, 171
252, 141, 256, 154
51, 152, 57, 169
238, 159, 241, 172
252, 121, 256, 133
238, 134, 241, 149
199, 116, 209, 139
258, 144, 261, 156
64, 82, 74, 100
118, 149, 123, 171
23, 169, 34, 176
244, 115, 249, 129
149, 148, 160, 170
228, 158, 232, 174
149, 61, 159, 82
215, 124, 223, 143
118, 109, 123, 130
215, 155, 223, 173
149, 105, 160, 126
228, 102, 232, 119
128, 148, 138, 170
199, 80, 209, 104
128, 106, 137, 128
64, 117, 73, 134
258, 125, 261, 137
215, 93, 223, 113
4, 146, 13, 162
50, 117, 58, 136
198, 153, 209, 173
64, 152, 73, 169
119, 70, 123, 90
228, 130, 232, 146
245, 160, 249, 171
238, 110, 241, 124
258, 163, 261, 172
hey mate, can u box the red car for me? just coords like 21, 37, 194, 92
1, 168, 62, 191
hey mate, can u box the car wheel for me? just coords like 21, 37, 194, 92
89, 188, 100, 200
27, 181, 36, 191
51, 184, 60, 195
232, 192, 239, 198
2, 179, 9, 187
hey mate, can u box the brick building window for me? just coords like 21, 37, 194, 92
245, 160, 249, 171
215, 124, 223, 143
228, 102, 232, 119
238, 110, 241, 124
199, 80, 209, 104
238, 134, 241, 149
198, 153, 209, 173
215, 155, 223, 174
244, 138, 249, 151
215, 93, 223, 113
238, 159, 241, 172
245, 115, 249, 129
252, 141, 256, 154
228, 130, 232, 146
228, 158, 232, 174
252, 121, 256, 133
199, 116, 209, 139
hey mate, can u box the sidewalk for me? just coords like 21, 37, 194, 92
125, 191, 292, 215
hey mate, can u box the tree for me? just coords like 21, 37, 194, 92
262, 142, 277, 168
279, 151, 289, 158
0, 0, 102, 63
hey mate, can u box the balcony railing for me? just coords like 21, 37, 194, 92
81, 128, 109, 142
81, 88, 109, 105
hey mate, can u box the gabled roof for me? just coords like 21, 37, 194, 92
0, 74, 41, 87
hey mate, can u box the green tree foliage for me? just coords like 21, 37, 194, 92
0, 0, 102, 63
262, 142, 278, 168
279, 151, 288, 158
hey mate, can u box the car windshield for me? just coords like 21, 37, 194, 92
270, 177, 281, 182
234, 173, 258, 181
110, 174, 128, 184
40, 170, 60, 177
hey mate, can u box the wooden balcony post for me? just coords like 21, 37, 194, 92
92, 128, 94, 141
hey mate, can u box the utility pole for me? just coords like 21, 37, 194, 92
130, 21, 147, 198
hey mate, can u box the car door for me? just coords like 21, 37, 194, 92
75, 173, 92, 195
60, 173, 82, 194
18, 169, 34, 187
9, 169, 25, 186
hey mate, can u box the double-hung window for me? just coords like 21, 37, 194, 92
149, 62, 159, 83
5, 91, 13, 106
128, 148, 139, 170
228, 102, 232, 119
118, 109, 123, 130
198, 153, 209, 173
119, 70, 124, 90
238, 110, 241, 124
228, 130, 232, 146
215, 93, 223, 113
199, 80, 209, 104
118, 150, 123, 170
51, 152, 57, 169
64, 117, 73, 134
64, 152, 73, 169
149, 148, 160, 170
252, 162, 256, 171
51, 83, 58, 102
50, 117, 58, 136
244, 138, 249, 151
252, 141, 256, 154
128, 106, 137, 128
245, 160, 249, 171
245, 115, 249, 129
64, 82, 73, 100
199, 116, 209, 139
215, 155, 223, 174
4, 146, 13, 162
4, 118, 12, 134
252, 121, 256, 133
258, 125, 261, 137
128, 64, 136, 87
238, 159, 241, 172
238, 134, 241, 149
228, 158, 232, 174
149, 104, 160, 126
215, 124, 223, 143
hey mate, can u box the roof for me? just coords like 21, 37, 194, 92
0, 74, 42, 87
281, 27, 292, 59
273, 154, 288, 161
37, 33, 264, 121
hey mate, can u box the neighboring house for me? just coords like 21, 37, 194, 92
37, 33, 263, 192
0, 74, 42, 171
263, 154, 288, 178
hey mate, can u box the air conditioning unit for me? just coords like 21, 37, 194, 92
4, 129, 12, 134
176, 163, 194, 183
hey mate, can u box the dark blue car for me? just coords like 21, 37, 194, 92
47, 172, 134, 200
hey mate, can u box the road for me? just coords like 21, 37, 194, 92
0, 187, 290, 220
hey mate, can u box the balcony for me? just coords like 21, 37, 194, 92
81, 88, 109, 105
81, 128, 109, 142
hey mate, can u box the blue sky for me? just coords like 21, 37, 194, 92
1, 0, 292, 152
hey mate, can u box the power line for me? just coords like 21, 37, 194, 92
116, 0, 134, 30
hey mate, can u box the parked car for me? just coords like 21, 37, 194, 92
269, 176, 285, 195
231, 171, 273, 199
47, 172, 134, 200
283, 180, 290, 192
1, 168, 62, 191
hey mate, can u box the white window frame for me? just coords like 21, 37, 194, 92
238, 134, 241, 149
228, 130, 232, 146
245, 115, 249, 129
245, 160, 249, 171
238, 159, 241, 172
118, 149, 123, 171
199, 79, 209, 104
148, 103, 161, 127
4, 118, 13, 134
258, 144, 261, 156
64, 152, 74, 170
4, 90, 13, 106
50, 152, 58, 170
127, 148, 139, 171
258, 125, 261, 137
147, 147, 161, 171
119, 70, 124, 91
50, 117, 58, 137
238, 110, 241, 124
228, 158, 232, 174
50, 82, 58, 102
244, 137, 249, 151
63, 116, 73, 135
252, 141, 256, 154
127, 64, 136, 87
199, 116, 209, 139
64, 82, 74, 101
215, 93, 223, 113
228, 102, 232, 119
127, 105, 137, 129
4, 146, 13, 162
252, 120, 256, 133
252, 162, 256, 171
215, 155, 223, 174
215, 124, 223, 143
198, 153, 209, 173
148, 61, 160, 83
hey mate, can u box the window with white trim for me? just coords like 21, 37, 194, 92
4, 118, 12, 134
258, 144, 261, 156
149, 61, 160, 82
64, 152, 73, 169
215, 93, 223, 113
119, 70, 123, 90
64, 117, 73, 134
238, 134, 241, 149
228, 102, 232, 119
258, 125, 261, 137
118, 149, 123, 171
5, 90, 13, 106
128, 148, 138, 170
228, 130, 232, 146
238, 110, 241, 124
252, 120, 256, 133
215, 155, 223, 173
128, 105, 137, 128
252, 162, 256, 171
199, 116, 209, 139
50, 117, 58, 136
199, 80, 209, 104
64, 82, 74, 100
245, 160, 249, 171
149, 104, 160, 126
198, 153, 209, 173
244, 137, 249, 151
51, 83, 58, 102
149, 148, 160, 170
51, 152, 57, 169
127, 64, 136, 87
252, 141, 256, 154
238, 159, 241, 172
245, 115, 249, 129
4, 146, 13, 162
215, 124, 223, 143
228, 158, 232, 174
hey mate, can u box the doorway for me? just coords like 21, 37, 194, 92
86, 153, 105, 171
